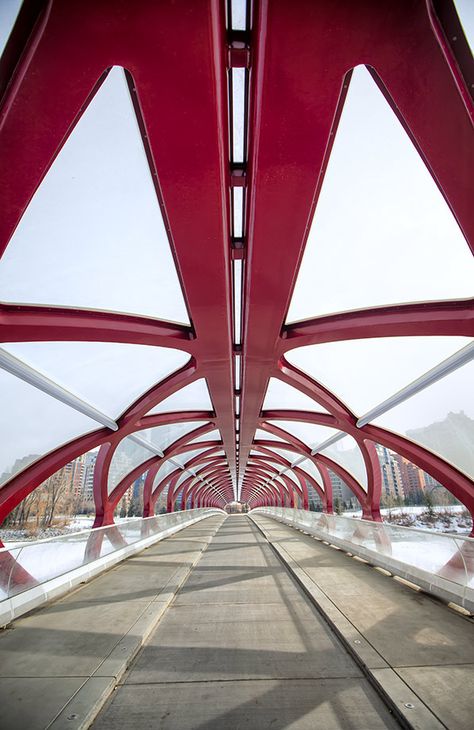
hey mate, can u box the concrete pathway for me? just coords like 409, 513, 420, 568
0, 514, 225, 730
4, 513, 471, 729
93, 516, 399, 729
251, 514, 474, 730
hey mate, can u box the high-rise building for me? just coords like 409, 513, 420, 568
62, 453, 86, 498
329, 470, 359, 509
306, 480, 322, 510
82, 451, 98, 505
376, 445, 404, 501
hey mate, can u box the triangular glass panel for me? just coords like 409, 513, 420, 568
139, 422, 209, 451
3, 341, 189, 420
286, 336, 471, 417
108, 437, 153, 494
0, 367, 99, 488
264, 446, 301, 463
262, 377, 329, 414
147, 379, 213, 415
297, 458, 324, 488
0, 67, 190, 324
0, 0, 22, 57
320, 435, 367, 490
286, 65, 474, 323
189, 429, 221, 444
153, 460, 177, 491
375, 359, 474, 480
266, 420, 338, 450
254, 428, 287, 443
170, 448, 209, 467
454, 0, 473, 51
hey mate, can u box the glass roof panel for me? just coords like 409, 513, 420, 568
3, 342, 190, 419
169, 448, 209, 467
232, 68, 245, 164
262, 377, 329, 414
320, 435, 367, 490
152, 460, 178, 492
266, 420, 339, 449
188, 429, 221, 444
286, 65, 474, 323
175, 471, 191, 489
374, 360, 474, 479
297, 458, 324, 487
286, 337, 470, 417
249, 456, 279, 470
146, 379, 213, 415
139, 422, 209, 452
261, 446, 298, 462
454, 0, 473, 51
230, 0, 247, 31
0, 67, 190, 324
0, 0, 22, 56
0, 368, 99, 488
108, 437, 152, 494
254, 429, 287, 442
284, 469, 300, 486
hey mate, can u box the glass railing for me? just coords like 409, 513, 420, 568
252, 507, 474, 607
0, 508, 223, 601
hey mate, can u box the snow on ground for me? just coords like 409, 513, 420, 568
1, 506, 471, 550
0, 515, 141, 548
345, 504, 472, 535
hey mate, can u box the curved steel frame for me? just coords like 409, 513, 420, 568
0, 1, 472, 529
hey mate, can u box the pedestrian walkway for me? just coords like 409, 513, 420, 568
251, 513, 474, 730
2, 514, 474, 729
0, 515, 225, 730
93, 516, 398, 729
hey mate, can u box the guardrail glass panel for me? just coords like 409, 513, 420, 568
0, 509, 222, 601
253, 508, 474, 596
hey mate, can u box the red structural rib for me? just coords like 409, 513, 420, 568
0, 0, 472, 525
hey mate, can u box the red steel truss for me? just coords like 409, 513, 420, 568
0, 1, 473, 527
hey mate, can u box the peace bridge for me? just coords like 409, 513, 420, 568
0, 1, 473, 728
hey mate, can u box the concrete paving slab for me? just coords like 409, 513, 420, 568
49, 677, 115, 730
67, 562, 184, 605
396, 665, 474, 730
156, 597, 320, 625
0, 598, 148, 677
252, 514, 474, 730
256, 516, 474, 668
0, 677, 87, 730
89, 516, 399, 729
0, 514, 225, 729
125, 609, 362, 683
93, 678, 400, 730
174, 563, 306, 605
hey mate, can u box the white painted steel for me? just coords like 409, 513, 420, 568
0, 347, 118, 431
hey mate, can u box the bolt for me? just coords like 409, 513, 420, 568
354, 639, 361, 644
67, 714, 79, 721
404, 703, 415, 709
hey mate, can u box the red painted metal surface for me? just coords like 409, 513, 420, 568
0, 1, 472, 528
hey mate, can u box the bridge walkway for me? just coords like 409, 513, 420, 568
93, 515, 399, 729
1, 514, 473, 729
250, 513, 474, 730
